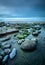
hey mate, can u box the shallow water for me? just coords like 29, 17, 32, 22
0, 25, 45, 65
4, 26, 45, 65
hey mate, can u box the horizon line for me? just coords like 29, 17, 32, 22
0, 17, 45, 22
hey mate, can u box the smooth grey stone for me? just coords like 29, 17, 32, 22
2, 55, 9, 65
0, 56, 2, 61
32, 25, 41, 30
0, 36, 11, 42
0, 49, 5, 57
4, 49, 11, 55
32, 30, 41, 36
3, 44, 11, 49
32, 31, 38, 36
10, 48, 17, 59
2, 42, 7, 46
21, 39, 37, 51
0, 51, 5, 57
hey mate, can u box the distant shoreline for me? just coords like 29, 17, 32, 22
0, 21, 45, 24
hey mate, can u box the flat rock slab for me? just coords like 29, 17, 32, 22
0, 29, 19, 37
0, 36, 11, 42
3, 44, 11, 49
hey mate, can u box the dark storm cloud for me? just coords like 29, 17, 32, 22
0, 0, 45, 17
0, 0, 45, 8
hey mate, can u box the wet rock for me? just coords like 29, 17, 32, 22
0, 48, 2, 54
15, 25, 21, 29
0, 44, 3, 48
0, 56, 2, 61
0, 36, 11, 42
0, 51, 5, 57
19, 30, 23, 34
21, 39, 37, 51
0, 22, 6, 27
28, 28, 32, 33
18, 39, 25, 45
4, 49, 11, 55
3, 44, 11, 49
0, 49, 5, 57
6, 23, 11, 27
0, 55, 2, 65
0, 29, 19, 37
6, 29, 19, 33
23, 29, 30, 35
9, 48, 17, 59
32, 30, 41, 36
38, 30, 41, 34
2, 55, 9, 65
32, 25, 41, 30
31, 38, 38, 43
2, 42, 7, 46
32, 31, 38, 36
32, 29, 36, 32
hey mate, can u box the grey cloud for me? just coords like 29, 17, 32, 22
0, 0, 45, 17
0, 0, 45, 7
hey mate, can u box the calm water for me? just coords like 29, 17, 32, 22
4, 26, 45, 65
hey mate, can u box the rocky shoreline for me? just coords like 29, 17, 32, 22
0, 22, 45, 65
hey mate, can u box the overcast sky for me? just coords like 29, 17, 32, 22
0, 0, 45, 19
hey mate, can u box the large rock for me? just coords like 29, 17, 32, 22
31, 38, 38, 43
9, 48, 17, 59
21, 38, 37, 51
